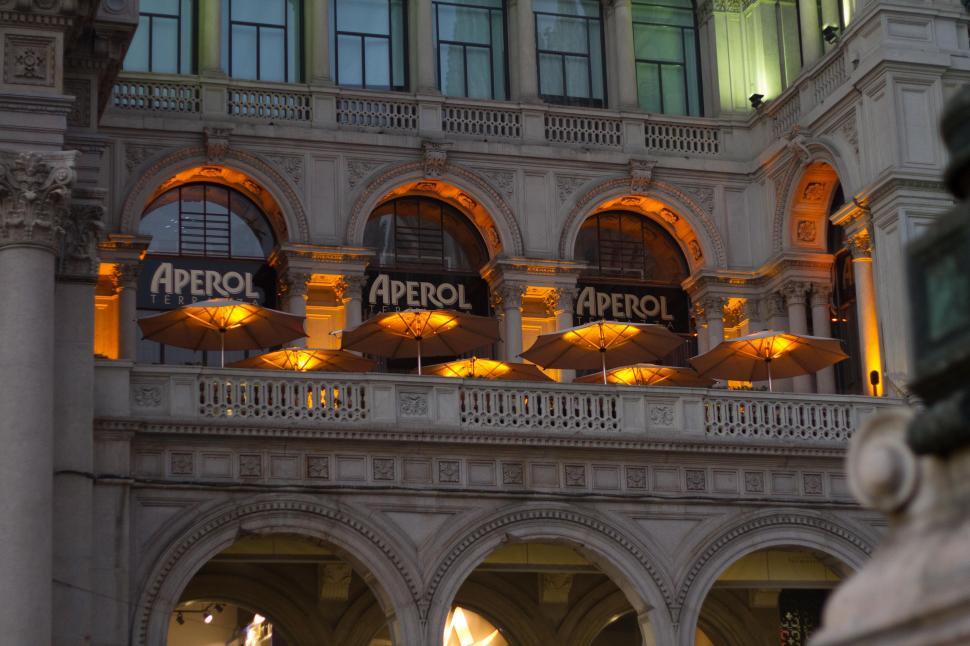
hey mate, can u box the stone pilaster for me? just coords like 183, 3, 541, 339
0, 150, 76, 646
782, 280, 812, 392
811, 284, 837, 394
491, 281, 527, 361
279, 271, 311, 347
609, 0, 639, 111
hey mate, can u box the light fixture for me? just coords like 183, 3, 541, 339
749, 93, 765, 109
176, 612, 185, 625
253, 614, 266, 625
822, 25, 840, 44
203, 611, 213, 624
213, 604, 224, 614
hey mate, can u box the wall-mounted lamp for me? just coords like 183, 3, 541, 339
176, 612, 185, 626
822, 25, 840, 44
749, 93, 765, 109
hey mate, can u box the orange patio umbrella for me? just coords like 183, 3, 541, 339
227, 347, 376, 373
519, 320, 684, 384
420, 357, 553, 381
689, 330, 848, 391
339, 309, 500, 374
137, 298, 306, 367
574, 363, 714, 387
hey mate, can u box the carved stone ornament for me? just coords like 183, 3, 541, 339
847, 230, 872, 259
796, 219, 817, 242
688, 239, 704, 261
626, 466, 647, 489
264, 153, 305, 191
398, 392, 429, 417
555, 174, 588, 204
438, 460, 460, 483
422, 141, 448, 178
278, 271, 311, 300
239, 454, 261, 478
810, 284, 832, 308
306, 456, 330, 479
502, 462, 524, 485
346, 158, 385, 190
781, 281, 810, 307
685, 469, 707, 491
763, 293, 787, 320
474, 167, 515, 200
334, 273, 368, 301
659, 207, 680, 225
58, 202, 104, 279
542, 287, 576, 316
0, 150, 77, 251
629, 159, 656, 193
649, 405, 675, 427
564, 465, 586, 487
4, 33, 55, 87
204, 127, 232, 163
132, 385, 162, 408
803, 182, 826, 202
493, 282, 526, 310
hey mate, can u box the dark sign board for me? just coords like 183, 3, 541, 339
573, 281, 690, 333
363, 270, 491, 318
137, 255, 276, 310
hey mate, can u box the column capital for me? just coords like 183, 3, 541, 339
335, 273, 369, 301
762, 292, 787, 320
695, 295, 727, 321
57, 201, 104, 281
278, 271, 312, 300
543, 287, 577, 316
780, 280, 811, 307
810, 283, 833, 307
112, 261, 140, 290
847, 230, 872, 259
491, 281, 527, 311
0, 150, 77, 253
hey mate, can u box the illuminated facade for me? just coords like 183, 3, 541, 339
0, 1, 965, 645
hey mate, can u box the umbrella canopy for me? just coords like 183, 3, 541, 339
574, 363, 714, 387
420, 357, 553, 381
227, 348, 376, 373
137, 298, 306, 367
689, 330, 848, 390
519, 320, 684, 384
340, 309, 500, 374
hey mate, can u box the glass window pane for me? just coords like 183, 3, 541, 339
437, 5, 490, 44
439, 43, 466, 97
637, 62, 661, 112
588, 23, 603, 99
466, 46, 491, 99
684, 29, 699, 116
288, 0, 300, 81
661, 64, 687, 115
151, 17, 179, 73
534, 0, 600, 17
180, 0, 194, 74
635, 24, 684, 63
337, 34, 363, 85
336, 0, 390, 35
123, 16, 150, 71
232, 0, 284, 25
231, 24, 258, 79
538, 53, 564, 96
260, 27, 286, 81
536, 14, 588, 54
491, 11, 506, 99
564, 55, 589, 98
633, 4, 693, 27
364, 36, 391, 88
142, 0, 178, 13
390, 0, 406, 87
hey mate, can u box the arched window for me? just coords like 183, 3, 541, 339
364, 197, 488, 272
575, 210, 688, 283
139, 183, 276, 259
633, 0, 701, 116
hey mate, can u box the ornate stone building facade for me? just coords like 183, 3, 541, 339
0, 1, 965, 645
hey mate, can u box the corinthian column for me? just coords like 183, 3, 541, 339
339, 273, 368, 330
848, 231, 882, 396
113, 262, 140, 361
811, 284, 836, 394
53, 199, 103, 646
548, 287, 577, 381
0, 150, 77, 646
493, 282, 525, 361
279, 271, 311, 348
782, 281, 812, 393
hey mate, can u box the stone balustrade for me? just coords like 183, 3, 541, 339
100, 363, 900, 446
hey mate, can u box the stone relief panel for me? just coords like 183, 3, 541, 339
3, 33, 56, 87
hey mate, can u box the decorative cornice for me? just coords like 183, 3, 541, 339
0, 150, 77, 252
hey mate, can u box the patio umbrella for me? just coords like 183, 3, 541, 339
137, 298, 306, 367
420, 357, 553, 381
519, 320, 684, 384
227, 347, 376, 373
339, 309, 500, 374
574, 363, 714, 387
689, 330, 848, 391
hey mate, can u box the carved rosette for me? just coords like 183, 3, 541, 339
0, 150, 77, 252
58, 202, 104, 280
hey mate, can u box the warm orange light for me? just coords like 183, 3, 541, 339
434, 357, 512, 379
444, 607, 504, 646
562, 321, 641, 352
376, 310, 460, 339
184, 302, 263, 331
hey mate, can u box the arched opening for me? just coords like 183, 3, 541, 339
165, 534, 391, 646
572, 209, 694, 365
134, 179, 281, 366
696, 546, 851, 646
445, 541, 653, 646
361, 194, 495, 370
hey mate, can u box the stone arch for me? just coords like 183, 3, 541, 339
346, 160, 524, 258
425, 505, 676, 646
675, 510, 873, 646
119, 146, 310, 244
132, 495, 422, 646
560, 585, 635, 646
558, 177, 726, 270
773, 136, 859, 255
454, 576, 555, 646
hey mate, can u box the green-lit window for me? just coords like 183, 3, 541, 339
434, 0, 507, 100
332, 0, 408, 91
221, 0, 302, 83
633, 0, 700, 116
534, 0, 605, 108
124, 0, 195, 74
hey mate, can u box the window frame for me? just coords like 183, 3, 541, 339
333, 0, 409, 91
579, 211, 689, 284
632, 0, 703, 116
126, 0, 197, 75
432, 0, 509, 100
225, 0, 303, 83
533, 5, 607, 109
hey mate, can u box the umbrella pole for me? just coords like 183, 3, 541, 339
417, 339, 422, 375
220, 332, 225, 369
766, 359, 773, 392
601, 350, 607, 385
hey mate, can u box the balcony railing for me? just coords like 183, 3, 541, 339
102, 364, 901, 447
